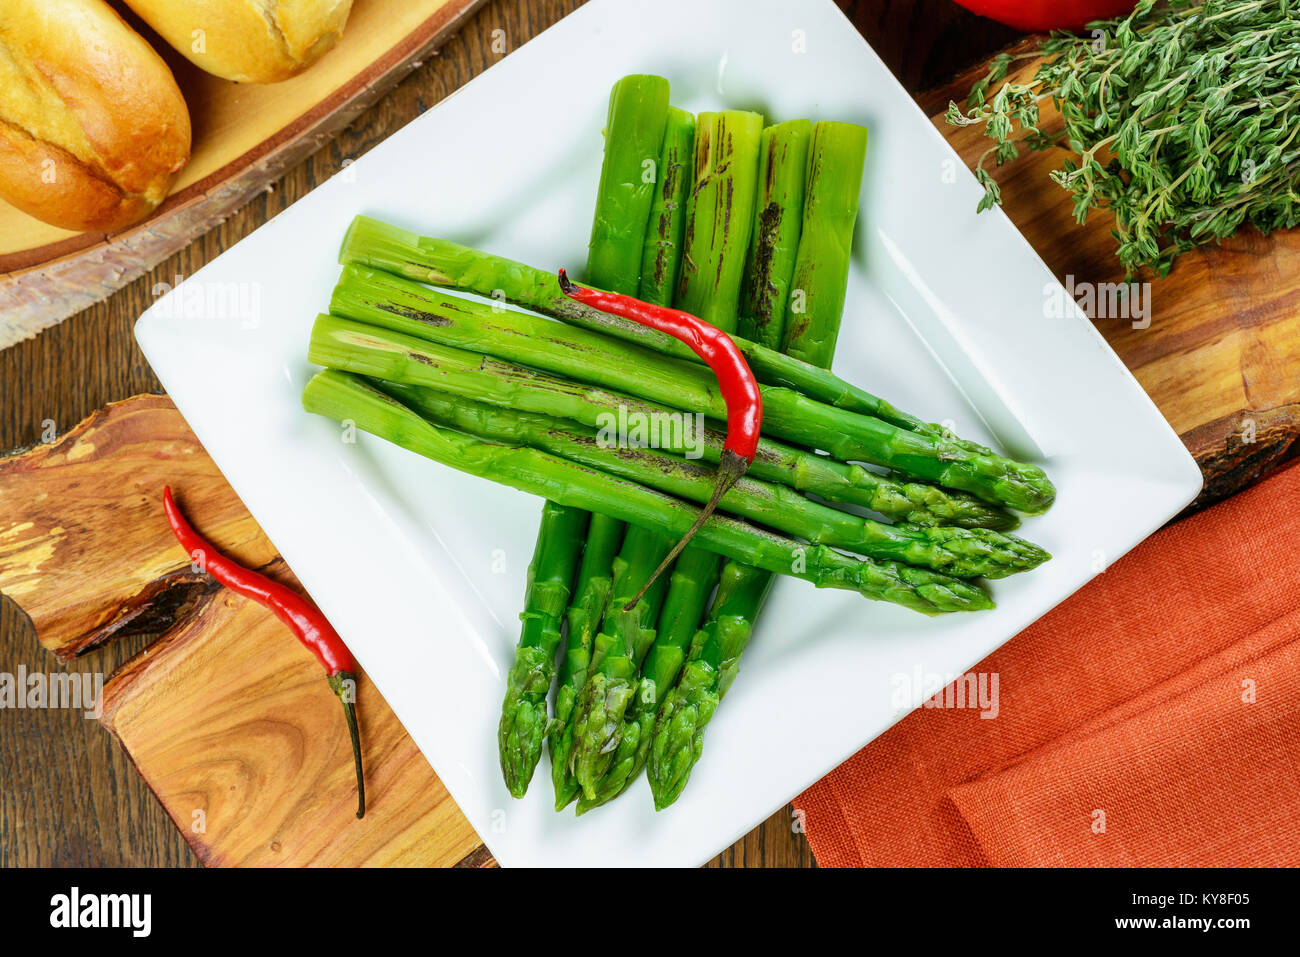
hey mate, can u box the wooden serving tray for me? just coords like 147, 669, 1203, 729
0, 0, 486, 350
924, 42, 1299, 509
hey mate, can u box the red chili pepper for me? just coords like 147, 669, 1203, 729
162, 486, 365, 818
951, 0, 1135, 32
558, 270, 763, 607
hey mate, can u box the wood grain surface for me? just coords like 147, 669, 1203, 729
924, 44, 1300, 511
11, 0, 1013, 869
0, 396, 274, 660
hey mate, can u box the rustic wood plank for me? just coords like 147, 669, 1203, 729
926, 44, 1300, 509
707, 806, 817, 868
0, 396, 275, 659
0, 599, 198, 867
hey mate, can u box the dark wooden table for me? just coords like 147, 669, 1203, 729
0, 0, 1017, 868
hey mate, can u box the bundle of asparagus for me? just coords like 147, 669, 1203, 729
576, 112, 871, 809
322, 270, 1054, 512
651, 118, 866, 808
301, 74, 1056, 817
565, 107, 857, 811
302, 372, 994, 613
555, 98, 858, 812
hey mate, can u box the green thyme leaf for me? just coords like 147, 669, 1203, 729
947, 0, 1300, 277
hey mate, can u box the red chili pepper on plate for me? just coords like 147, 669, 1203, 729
558, 270, 763, 607
162, 486, 366, 818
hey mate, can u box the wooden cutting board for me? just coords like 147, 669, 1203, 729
924, 41, 1300, 509
0, 0, 486, 349
0, 395, 488, 867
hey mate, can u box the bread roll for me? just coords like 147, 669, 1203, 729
121, 0, 354, 83
0, 0, 191, 233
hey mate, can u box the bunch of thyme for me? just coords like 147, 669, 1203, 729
947, 0, 1300, 276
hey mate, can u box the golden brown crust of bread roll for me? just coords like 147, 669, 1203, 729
122, 0, 354, 84
0, 0, 191, 233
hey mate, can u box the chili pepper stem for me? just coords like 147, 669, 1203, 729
557, 267, 578, 298
329, 671, 365, 819
624, 449, 749, 610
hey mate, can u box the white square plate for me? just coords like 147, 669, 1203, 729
135, 0, 1201, 866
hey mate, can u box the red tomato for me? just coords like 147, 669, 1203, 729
951, 0, 1137, 31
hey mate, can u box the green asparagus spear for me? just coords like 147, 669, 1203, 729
337, 215, 985, 448
569, 528, 685, 803
739, 120, 812, 349
301, 370, 994, 615
549, 512, 624, 810
497, 502, 588, 797
587, 75, 670, 293
555, 524, 672, 810
320, 284, 1055, 513
749, 441, 1014, 529
377, 381, 1047, 578
781, 121, 870, 368
638, 107, 695, 306
573, 546, 721, 811
675, 111, 764, 331
647, 560, 774, 809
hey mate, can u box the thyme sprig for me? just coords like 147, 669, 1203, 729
947, 0, 1300, 276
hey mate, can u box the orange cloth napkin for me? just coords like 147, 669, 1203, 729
794, 459, 1300, 867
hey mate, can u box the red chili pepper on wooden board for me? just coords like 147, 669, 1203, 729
162, 486, 366, 818
558, 270, 763, 607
